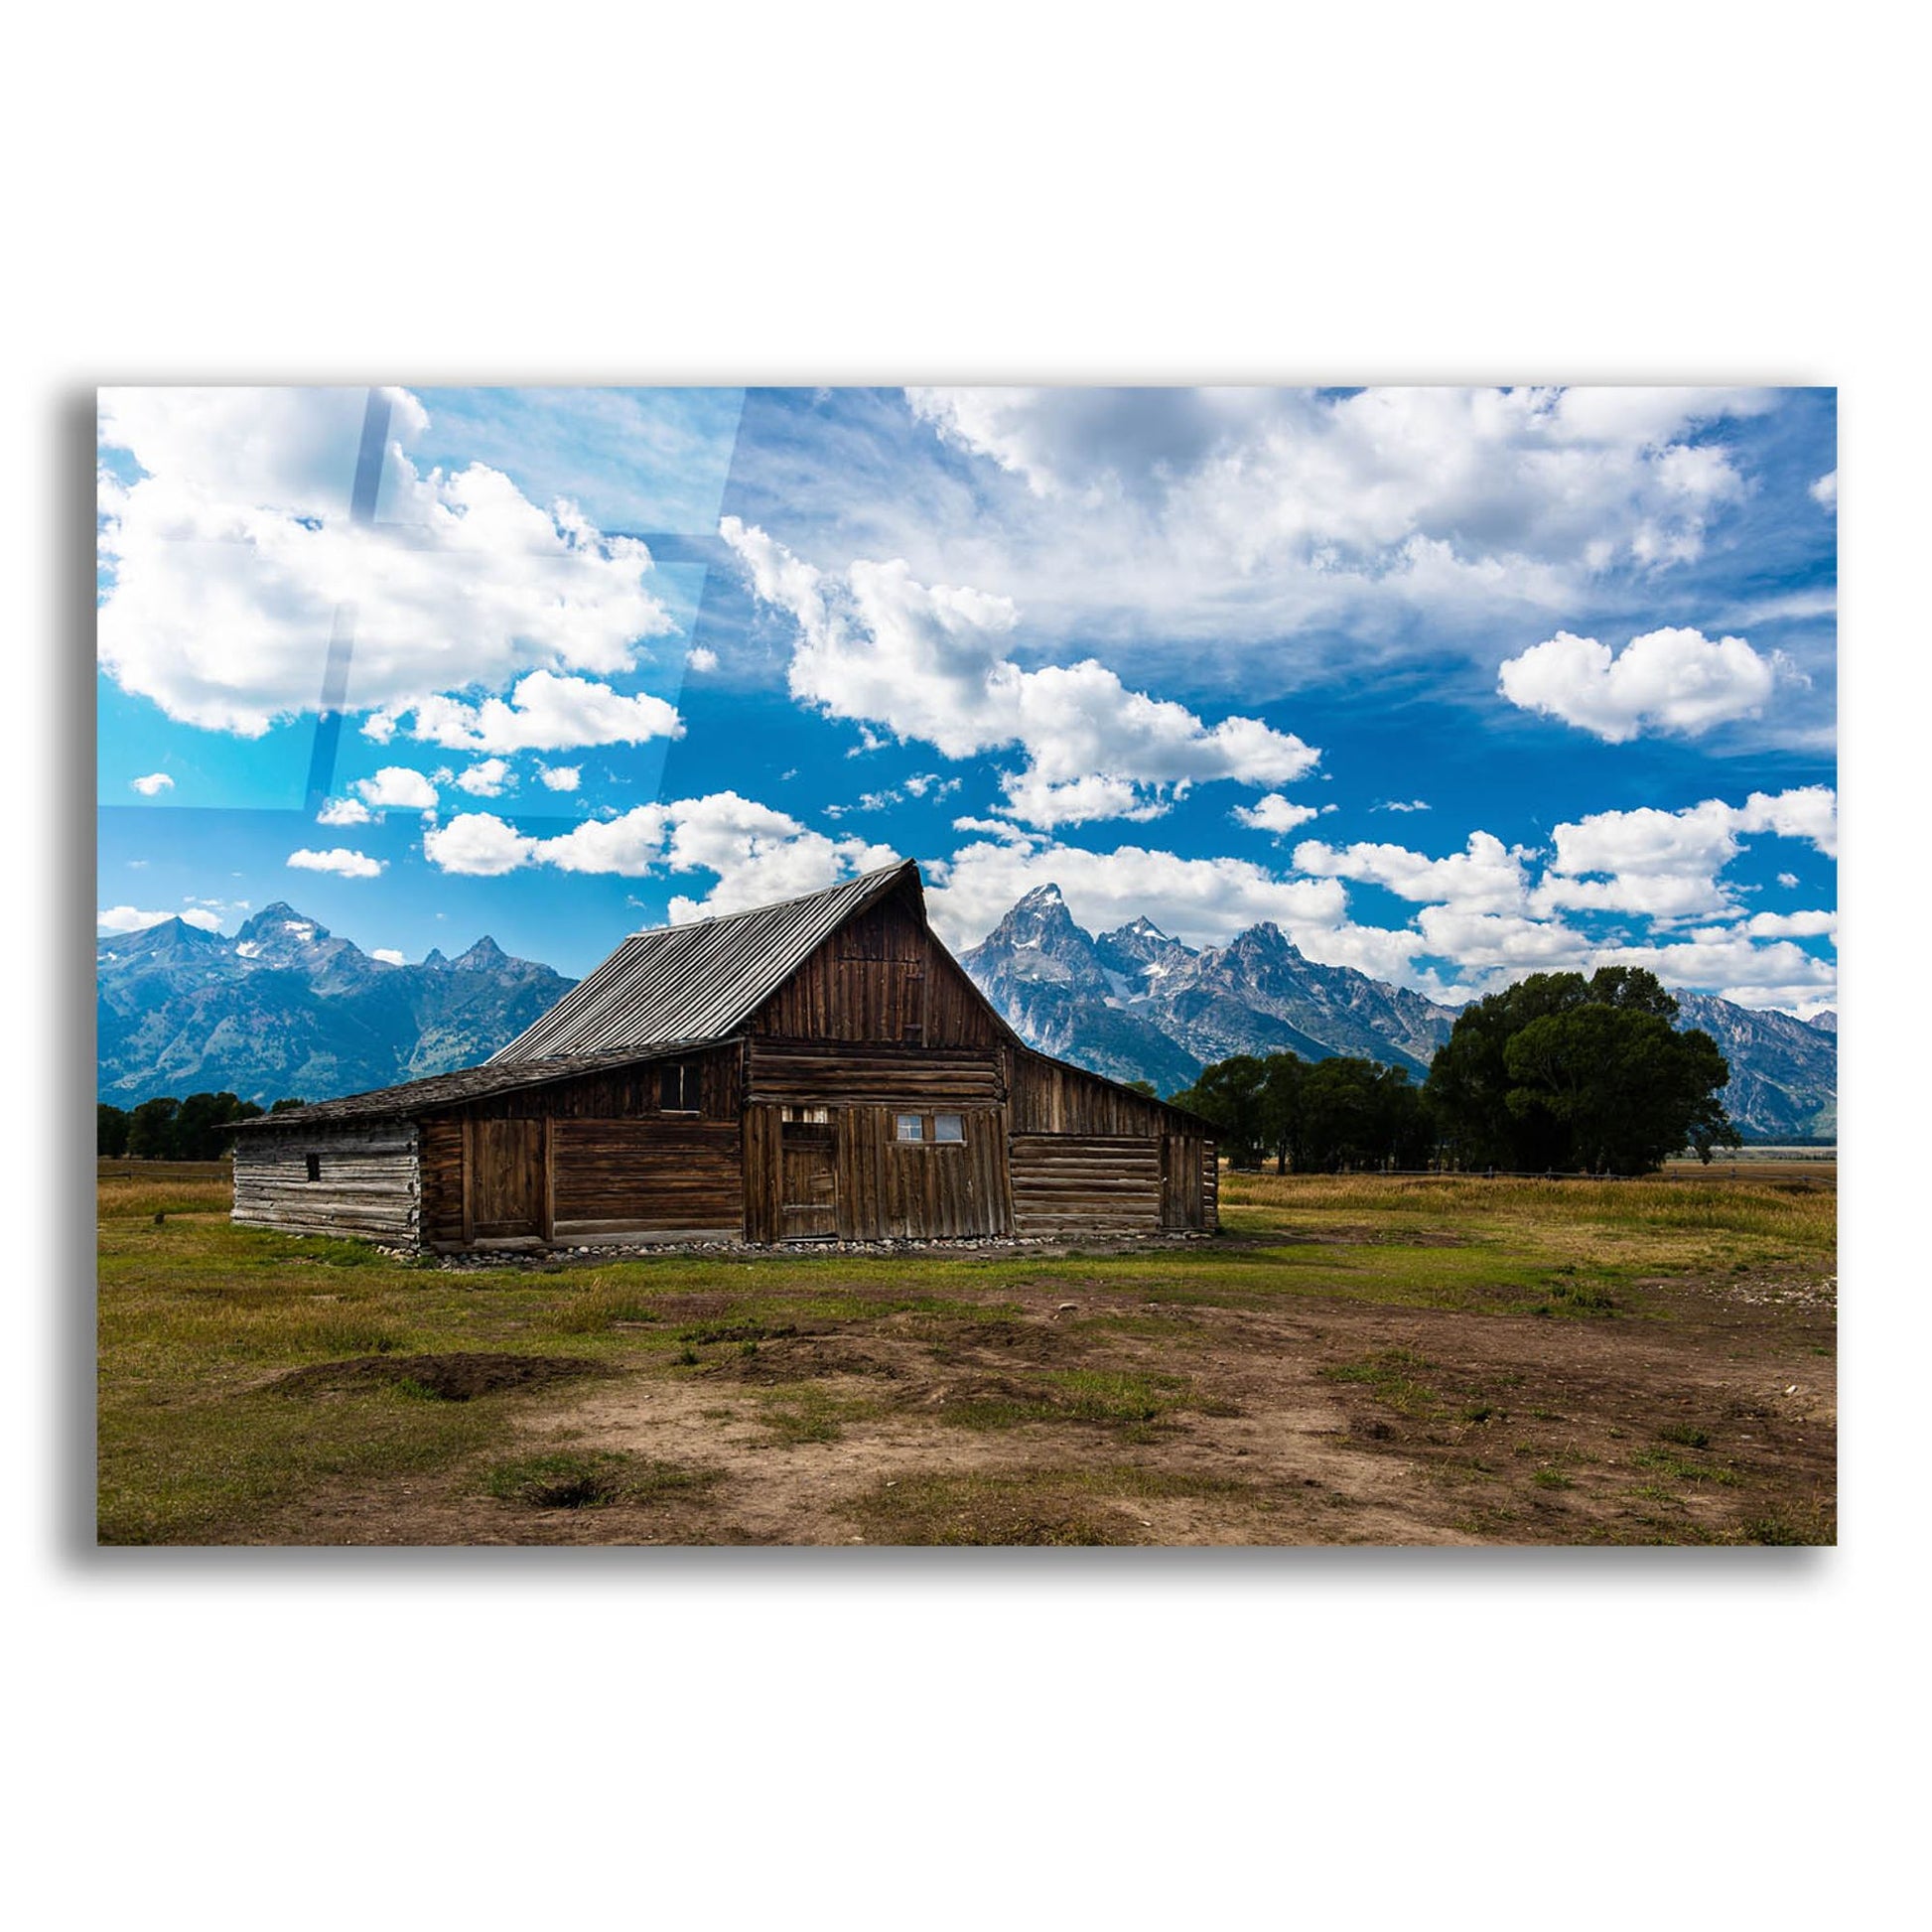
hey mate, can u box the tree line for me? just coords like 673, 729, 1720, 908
1168, 967, 1740, 1175
97, 1093, 305, 1161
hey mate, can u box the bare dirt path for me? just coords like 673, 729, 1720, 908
274, 1264, 1835, 1547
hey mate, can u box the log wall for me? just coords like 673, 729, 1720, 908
231, 1123, 420, 1242
1010, 1134, 1163, 1236
549, 1118, 742, 1240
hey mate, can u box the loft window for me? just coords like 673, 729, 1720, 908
896, 1114, 966, 1146
304, 1153, 321, 1182
782, 1105, 831, 1125
895, 1114, 924, 1142
659, 1062, 699, 1113
932, 1113, 965, 1142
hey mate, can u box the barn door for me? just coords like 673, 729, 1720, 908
779, 1121, 838, 1241
469, 1118, 547, 1240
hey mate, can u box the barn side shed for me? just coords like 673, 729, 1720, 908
232, 860, 1217, 1250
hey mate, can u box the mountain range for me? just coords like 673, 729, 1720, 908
956, 884, 1837, 1143
96, 889, 1837, 1141
95, 903, 576, 1109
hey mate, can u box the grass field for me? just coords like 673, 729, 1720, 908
96, 1160, 1836, 1545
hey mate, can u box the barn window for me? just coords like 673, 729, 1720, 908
659, 1062, 699, 1113
932, 1113, 965, 1143
304, 1153, 321, 1181
782, 1105, 831, 1124
895, 1113, 924, 1142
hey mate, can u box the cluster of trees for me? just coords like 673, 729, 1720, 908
1168, 968, 1739, 1175
1172, 1052, 1432, 1173
1423, 968, 1738, 1173
97, 1093, 304, 1160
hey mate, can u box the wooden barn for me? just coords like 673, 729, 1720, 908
231, 860, 1218, 1251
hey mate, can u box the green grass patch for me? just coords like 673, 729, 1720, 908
1631, 1447, 1739, 1486
1656, 1422, 1713, 1449
938, 1367, 1200, 1436
1319, 1348, 1444, 1420
752, 1384, 887, 1446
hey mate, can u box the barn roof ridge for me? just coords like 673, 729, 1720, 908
620, 856, 916, 935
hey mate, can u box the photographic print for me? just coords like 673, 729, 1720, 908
95, 384, 1838, 1546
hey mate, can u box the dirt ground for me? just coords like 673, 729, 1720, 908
266, 1237, 1836, 1547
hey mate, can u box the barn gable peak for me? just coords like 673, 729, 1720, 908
487, 858, 925, 1062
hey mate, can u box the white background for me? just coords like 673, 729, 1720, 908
10, 6, 1922, 1926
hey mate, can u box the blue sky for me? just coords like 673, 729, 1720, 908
96, 384, 1837, 1012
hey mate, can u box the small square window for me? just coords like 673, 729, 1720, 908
659, 1063, 698, 1112
895, 1114, 924, 1143
305, 1153, 321, 1182
932, 1113, 965, 1143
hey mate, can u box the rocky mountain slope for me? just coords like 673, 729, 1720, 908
96, 903, 576, 1108
957, 885, 1837, 1142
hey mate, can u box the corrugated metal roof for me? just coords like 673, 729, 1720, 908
488, 859, 919, 1063
232, 1045, 707, 1128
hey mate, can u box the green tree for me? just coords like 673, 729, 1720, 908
97, 1103, 130, 1158
125, 1096, 181, 1161
1172, 1054, 1270, 1167
1427, 967, 1735, 1173
173, 1091, 265, 1160
269, 1097, 307, 1113
1257, 1052, 1306, 1173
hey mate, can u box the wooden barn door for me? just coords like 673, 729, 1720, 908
779, 1120, 838, 1242
468, 1118, 548, 1241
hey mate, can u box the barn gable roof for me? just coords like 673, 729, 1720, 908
487, 859, 920, 1063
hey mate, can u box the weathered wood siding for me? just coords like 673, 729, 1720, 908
1010, 1134, 1162, 1236
414, 1044, 746, 1248
1008, 1049, 1173, 1137
420, 1116, 465, 1247
232, 1123, 420, 1242
1006, 1047, 1215, 1231
458, 1048, 740, 1122
549, 1119, 742, 1240
742, 1101, 1012, 1242
1159, 1132, 1217, 1231
750, 889, 1003, 1048
746, 1038, 1001, 1108
839, 1105, 1011, 1241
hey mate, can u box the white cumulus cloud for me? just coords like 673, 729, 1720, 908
1293, 831, 1533, 914
1233, 794, 1324, 836
129, 772, 174, 796
353, 766, 439, 811
422, 790, 897, 919
538, 764, 582, 791
1497, 626, 1789, 742
454, 758, 513, 797
722, 518, 1318, 827
370, 948, 408, 966
96, 385, 674, 737
287, 847, 384, 879
97, 903, 222, 933
316, 796, 372, 826
371, 671, 681, 755
897, 387, 1773, 649
1534, 787, 1838, 922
